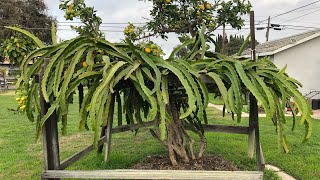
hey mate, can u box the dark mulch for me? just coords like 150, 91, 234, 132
131, 155, 239, 171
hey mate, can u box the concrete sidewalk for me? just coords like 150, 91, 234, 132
208, 103, 320, 119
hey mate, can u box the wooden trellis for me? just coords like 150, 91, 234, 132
38, 11, 264, 180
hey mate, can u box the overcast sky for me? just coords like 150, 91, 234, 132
43, 0, 320, 54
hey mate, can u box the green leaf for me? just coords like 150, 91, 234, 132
53, 59, 65, 96
51, 22, 57, 45
196, 78, 209, 109
26, 80, 36, 122
60, 47, 87, 115
282, 135, 289, 153
175, 62, 204, 121
207, 72, 231, 112
86, 47, 95, 71
248, 70, 275, 121
5, 26, 45, 48
161, 76, 169, 104
140, 52, 161, 95
96, 39, 133, 63
155, 59, 196, 119
234, 61, 271, 120
41, 48, 65, 102
169, 37, 195, 59
156, 90, 166, 140
110, 65, 131, 92
221, 62, 242, 120
89, 61, 127, 147
199, 26, 206, 59
237, 33, 250, 56
135, 69, 158, 120
124, 61, 140, 80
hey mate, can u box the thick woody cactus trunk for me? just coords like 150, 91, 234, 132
165, 99, 206, 166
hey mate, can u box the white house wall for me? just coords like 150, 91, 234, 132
273, 37, 320, 99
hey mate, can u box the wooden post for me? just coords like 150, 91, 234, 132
97, 94, 115, 162
104, 95, 115, 162
249, 11, 265, 171
39, 59, 61, 179
248, 116, 255, 158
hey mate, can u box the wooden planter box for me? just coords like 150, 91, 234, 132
38, 73, 265, 179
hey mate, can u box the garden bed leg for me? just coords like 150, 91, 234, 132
105, 94, 115, 162
39, 60, 61, 180
97, 94, 115, 162
249, 93, 265, 171
254, 114, 265, 171
248, 116, 255, 159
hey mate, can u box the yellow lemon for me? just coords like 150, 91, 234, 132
199, 5, 205, 10
128, 28, 135, 33
20, 105, 26, 110
16, 97, 21, 101
205, 3, 211, 9
144, 47, 152, 53
21, 96, 27, 101
16, 43, 20, 48
82, 61, 88, 68
68, 4, 73, 11
165, 0, 171, 3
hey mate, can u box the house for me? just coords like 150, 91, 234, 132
242, 29, 320, 100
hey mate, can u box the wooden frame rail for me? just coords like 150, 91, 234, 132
59, 120, 159, 170
42, 170, 263, 179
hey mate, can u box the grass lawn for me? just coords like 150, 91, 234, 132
208, 93, 225, 105
0, 92, 319, 179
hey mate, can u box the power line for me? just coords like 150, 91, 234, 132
57, 21, 146, 25
58, 24, 128, 28
271, 0, 320, 19
256, 0, 320, 25
0, 25, 131, 33
279, 9, 320, 24
288, 6, 320, 13
231, 1, 320, 37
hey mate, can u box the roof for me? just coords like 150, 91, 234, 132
242, 29, 320, 57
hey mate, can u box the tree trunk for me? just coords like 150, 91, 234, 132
221, 24, 226, 54
162, 99, 207, 165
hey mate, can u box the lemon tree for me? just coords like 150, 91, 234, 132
0, 33, 37, 65
141, 0, 251, 38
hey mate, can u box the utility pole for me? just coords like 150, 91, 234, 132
266, 16, 271, 42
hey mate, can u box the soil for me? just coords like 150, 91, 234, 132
131, 155, 239, 171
